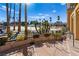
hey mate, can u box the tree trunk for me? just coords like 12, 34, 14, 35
35, 24, 39, 34
13, 4, 16, 31
18, 3, 21, 32
6, 3, 10, 33
23, 4, 28, 56
24, 4, 28, 40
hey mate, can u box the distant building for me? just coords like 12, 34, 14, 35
49, 21, 66, 34
54, 21, 66, 27
67, 3, 79, 40
53, 20, 66, 30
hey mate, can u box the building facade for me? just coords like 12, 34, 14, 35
67, 3, 79, 40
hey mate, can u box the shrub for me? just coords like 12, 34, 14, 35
61, 27, 66, 35
7, 31, 13, 38
52, 31, 54, 35
0, 37, 8, 46
16, 34, 25, 41
54, 32, 62, 41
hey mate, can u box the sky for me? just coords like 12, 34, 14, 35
0, 3, 67, 23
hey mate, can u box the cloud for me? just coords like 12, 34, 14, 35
38, 13, 43, 15
15, 11, 19, 14
61, 3, 66, 5
0, 6, 6, 11
28, 13, 50, 20
11, 9, 14, 12
38, 13, 50, 17
41, 16, 46, 18
0, 5, 19, 15
2, 5, 6, 9
44, 14, 49, 17
28, 13, 53, 21
29, 16, 40, 19
29, 13, 52, 20
0, 5, 14, 12
29, 15, 49, 20
52, 10, 56, 13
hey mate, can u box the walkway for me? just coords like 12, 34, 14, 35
32, 38, 79, 56
1, 34, 79, 56
4, 38, 79, 56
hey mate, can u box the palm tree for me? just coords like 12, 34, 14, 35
45, 20, 49, 33
18, 3, 21, 32
57, 16, 60, 21
24, 4, 28, 40
6, 3, 10, 33
9, 4, 11, 18
13, 3, 16, 31
49, 17, 52, 30
49, 17, 52, 22
22, 4, 28, 56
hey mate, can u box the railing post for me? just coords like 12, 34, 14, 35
72, 33, 74, 47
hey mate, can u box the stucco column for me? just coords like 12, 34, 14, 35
76, 8, 79, 40
73, 11, 76, 40
67, 10, 72, 31
70, 15, 73, 33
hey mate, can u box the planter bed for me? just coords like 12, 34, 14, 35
44, 33, 51, 37
33, 34, 40, 38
